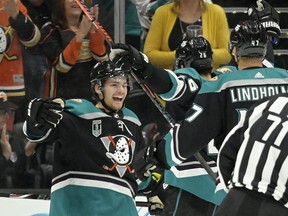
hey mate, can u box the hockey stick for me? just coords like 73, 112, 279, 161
74, 0, 216, 183
74, 0, 113, 46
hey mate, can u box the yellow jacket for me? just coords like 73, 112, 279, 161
144, 2, 231, 71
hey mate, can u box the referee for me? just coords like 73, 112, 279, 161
217, 93, 288, 216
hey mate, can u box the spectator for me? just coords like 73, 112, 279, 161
21, 0, 54, 102
23, 61, 147, 216
135, 0, 169, 51
42, 0, 107, 100
217, 93, 288, 216
143, 0, 231, 71
0, 0, 41, 123
135, 0, 213, 51
92, 0, 142, 50
125, 0, 142, 50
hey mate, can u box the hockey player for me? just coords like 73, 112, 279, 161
155, 36, 220, 215
166, 35, 215, 121
23, 61, 146, 216
229, 0, 281, 68
216, 93, 288, 216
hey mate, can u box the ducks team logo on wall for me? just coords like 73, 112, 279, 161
101, 135, 136, 177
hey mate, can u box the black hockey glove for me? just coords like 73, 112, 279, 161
137, 164, 166, 216
247, 0, 281, 44
109, 43, 151, 78
27, 98, 64, 133
146, 171, 167, 216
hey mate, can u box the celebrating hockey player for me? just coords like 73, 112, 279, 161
156, 36, 221, 215
23, 61, 146, 216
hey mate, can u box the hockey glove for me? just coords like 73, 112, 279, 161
27, 98, 64, 133
148, 195, 165, 216
147, 172, 168, 216
137, 165, 166, 215
247, 0, 281, 44
109, 43, 151, 78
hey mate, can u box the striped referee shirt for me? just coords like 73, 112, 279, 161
218, 93, 288, 208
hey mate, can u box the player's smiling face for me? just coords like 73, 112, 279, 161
97, 76, 129, 112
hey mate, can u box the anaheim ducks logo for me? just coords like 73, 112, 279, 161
101, 135, 135, 177
0, 25, 17, 62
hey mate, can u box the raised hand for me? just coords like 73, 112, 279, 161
0, 0, 20, 18
248, 0, 281, 44
27, 97, 64, 132
109, 43, 149, 75
76, 14, 93, 41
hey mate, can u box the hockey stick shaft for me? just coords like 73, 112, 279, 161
74, 0, 113, 46
130, 72, 217, 183
131, 73, 175, 128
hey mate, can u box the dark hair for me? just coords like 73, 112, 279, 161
52, 0, 68, 29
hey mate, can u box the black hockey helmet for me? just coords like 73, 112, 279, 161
174, 36, 213, 73
230, 20, 268, 59
90, 60, 132, 90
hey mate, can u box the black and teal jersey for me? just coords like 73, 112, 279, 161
160, 68, 206, 121
156, 67, 226, 205
156, 66, 288, 168
24, 99, 144, 216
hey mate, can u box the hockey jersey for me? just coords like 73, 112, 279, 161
24, 99, 144, 216
0, 2, 40, 97
156, 66, 288, 169
42, 24, 107, 100
157, 67, 228, 204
